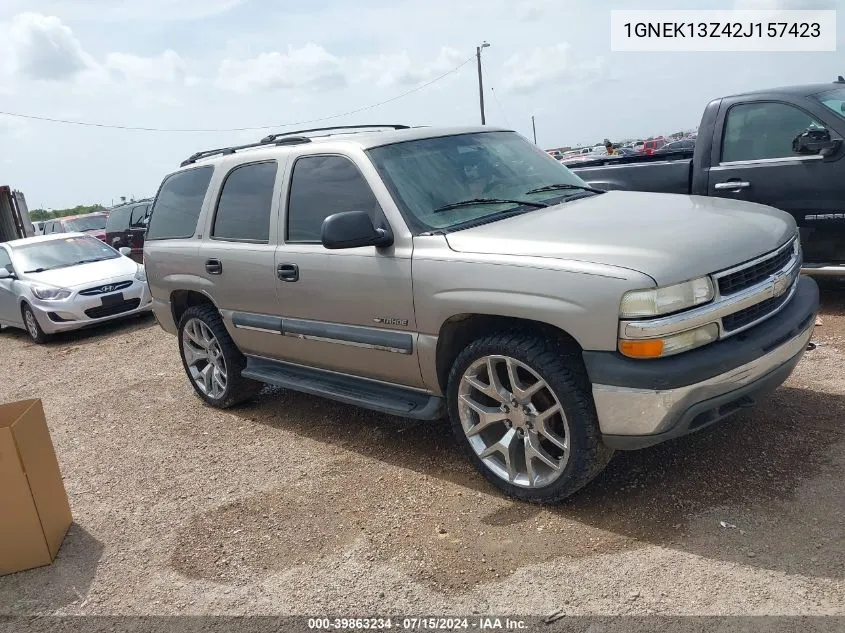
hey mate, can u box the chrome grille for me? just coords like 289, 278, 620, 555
721, 292, 791, 332
717, 244, 794, 296
79, 280, 133, 296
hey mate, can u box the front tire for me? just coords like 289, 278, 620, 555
178, 305, 262, 408
447, 331, 613, 503
22, 304, 49, 344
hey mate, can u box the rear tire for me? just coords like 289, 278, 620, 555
21, 304, 49, 344
447, 331, 613, 503
177, 305, 262, 408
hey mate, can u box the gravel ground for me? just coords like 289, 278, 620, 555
0, 281, 843, 619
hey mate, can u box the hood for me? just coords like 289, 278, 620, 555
23, 256, 138, 289
444, 191, 796, 286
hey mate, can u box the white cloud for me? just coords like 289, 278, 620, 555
515, 0, 556, 21
733, 0, 836, 7
9, 12, 94, 80
500, 43, 604, 95
2, 0, 246, 21
105, 50, 188, 84
358, 46, 466, 88
216, 44, 347, 93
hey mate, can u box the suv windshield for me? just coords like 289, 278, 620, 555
64, 215, 107, 232
14, 235, 119, 273
367, 131, 597, 232
814, 87, 845, 121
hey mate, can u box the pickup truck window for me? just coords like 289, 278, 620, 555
106, 207, 132, 232
286, 155, 381, 243
147, 166, 214, 240
722, 102, 823, 163
367, 131, 590, 233
129, 204, 151, 228
212, 161, 276, 243
815, 87, 845, 120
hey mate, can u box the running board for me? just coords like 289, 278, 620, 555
242, 357, 444, 420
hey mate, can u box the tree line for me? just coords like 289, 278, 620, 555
29, 204, 107, 222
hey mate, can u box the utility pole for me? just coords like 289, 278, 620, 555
476, 41, 490, 125
531, 115, 537, 144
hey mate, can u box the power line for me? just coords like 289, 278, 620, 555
0, 57, 474, 133
482, 65, 510, 128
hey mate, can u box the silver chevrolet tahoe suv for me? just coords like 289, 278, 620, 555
144, 124, 819, 503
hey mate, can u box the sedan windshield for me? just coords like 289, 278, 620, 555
367, 131, 598, 232
14, 235, 119, 273
64, 215, 107, 232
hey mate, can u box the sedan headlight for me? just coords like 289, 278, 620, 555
134, 264, 147, 282
31, 285, 72, 301
620, 277, 714, 318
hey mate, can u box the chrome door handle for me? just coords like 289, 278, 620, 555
714, 181, 751, 190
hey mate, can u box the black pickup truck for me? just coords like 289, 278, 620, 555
571, 78, 845, 276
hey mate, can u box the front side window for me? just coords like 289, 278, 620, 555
130, 204, 151, 227
13, 235, 118, 273
287, 155, 381, 243
213, 162, 277, 242
722, 102, 825, 163
367, 131, 595, 232
147, 166, 214, 240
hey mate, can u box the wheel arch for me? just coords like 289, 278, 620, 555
170, 289, 218, 327
434, 313, 584, 394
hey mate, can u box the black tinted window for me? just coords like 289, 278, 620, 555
130, 204, 150, 227
106, 207, 132, 232
212, 162, 276, 242
723, 102, 823, 162
287, 156, 381, 243
147, 166, 213, 240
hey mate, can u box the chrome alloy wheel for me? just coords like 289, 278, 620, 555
181, 318, 228, 400
24, 309, 40, 339
457, 355, 570, 488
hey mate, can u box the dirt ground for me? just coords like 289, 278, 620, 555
0, 281, 844, 618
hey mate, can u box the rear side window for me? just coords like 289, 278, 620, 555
147, 166, 214, 240
106, 207, 131, 232
286, 155, 381, 243
212, 161, 277, 242
722, 102, 824, 163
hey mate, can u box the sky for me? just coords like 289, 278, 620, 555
0, 0, 842, 209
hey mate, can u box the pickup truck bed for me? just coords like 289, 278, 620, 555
571, 79, 845, 274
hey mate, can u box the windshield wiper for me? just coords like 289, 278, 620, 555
75, 257, 112, 265
525, 183, 605, 195
433, 198, 548, 213
24, 267, 52, 273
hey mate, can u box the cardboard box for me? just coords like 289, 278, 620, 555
0, 399, 72, 576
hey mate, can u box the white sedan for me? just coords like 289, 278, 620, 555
0, 233, 152, 343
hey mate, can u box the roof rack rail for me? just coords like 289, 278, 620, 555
260, 124, 410, 143
180, 135, 312, 167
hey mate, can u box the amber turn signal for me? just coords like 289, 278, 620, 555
618, 338, 665, 359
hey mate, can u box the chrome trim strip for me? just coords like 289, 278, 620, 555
595, 320, 813, 436
281, 331, 411, 355
801, 264, 845, 277
235, 324, 281, 335
620, 247, 801, 340
715, 155, 825, 168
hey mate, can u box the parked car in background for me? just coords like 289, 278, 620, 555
570, 78, 845, 276
632, 141, 645, 153
641, 137, 666, 155
32, 221, 45, 235
656, 139, 696, 154
145, 124, 817, 503
0, 233, 151, 343
43, 212, 109, 242
105, 199, 152, 263
0, 186, 34, 244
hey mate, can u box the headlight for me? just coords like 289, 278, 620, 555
620, 276, 714, 318
134, 265, 147, 282
31, 286, 72, 301
619, 323, 719, 359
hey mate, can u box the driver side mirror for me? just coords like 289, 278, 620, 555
793, 127, 841, 156
119, 247, 132, 257
321, 211, 393, 250
0, 268, 14, 280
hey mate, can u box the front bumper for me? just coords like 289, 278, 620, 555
584, 275, 819, 450
30, 279, 153, 334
